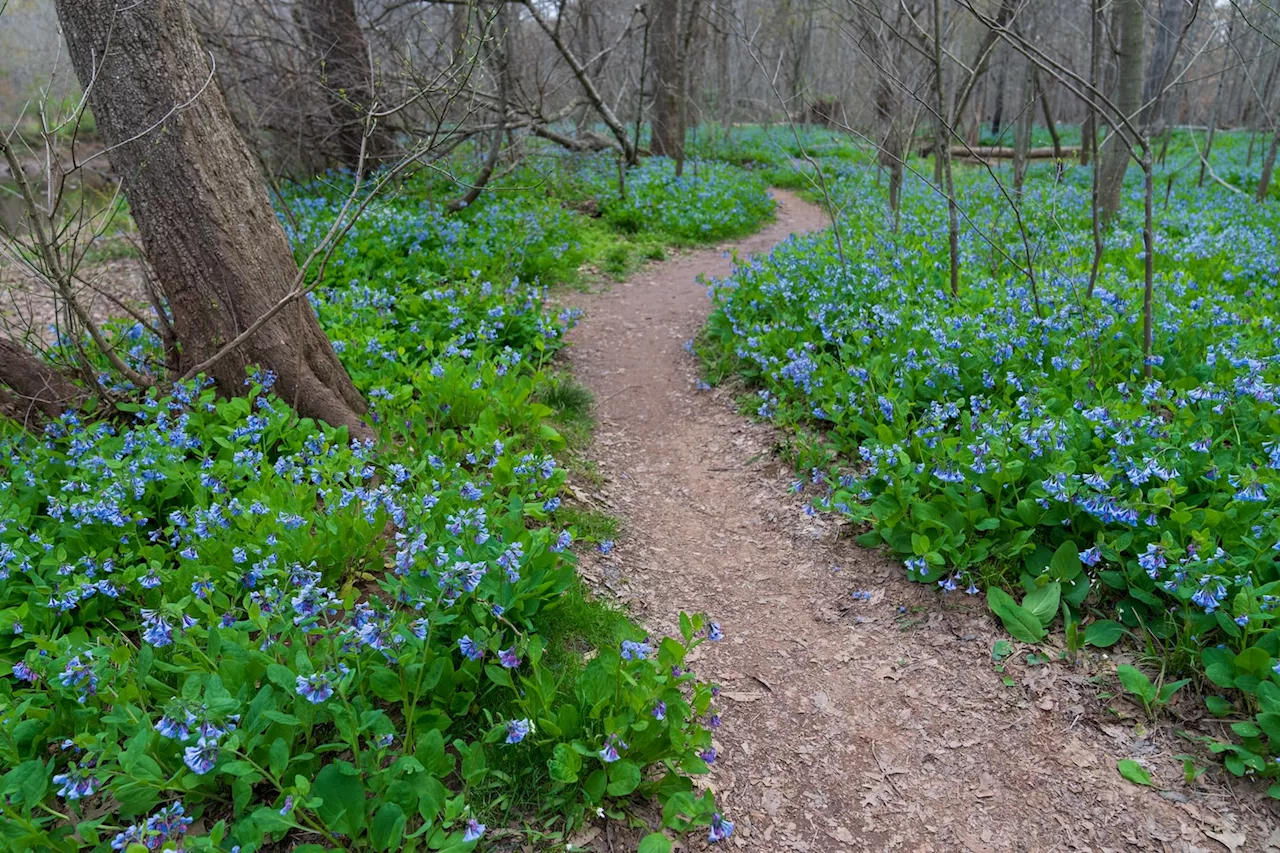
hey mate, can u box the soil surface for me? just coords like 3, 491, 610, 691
565, 190, 1280, 853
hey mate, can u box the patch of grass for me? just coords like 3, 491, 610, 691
558, 505, 620, 544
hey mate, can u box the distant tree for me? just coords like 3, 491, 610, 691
1098, 0, 1145, 222
651, 0, 694, 172
296, 0, 396, 173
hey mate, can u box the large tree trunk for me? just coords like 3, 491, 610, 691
55, 0, 371, 439
651, 0, 686, 164
1098, 0, 1145, 223
296, 0, 395, 173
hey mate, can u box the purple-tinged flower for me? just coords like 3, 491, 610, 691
709, 714, 721, 728
183, 737, 219, 775
708, 812, 734, 843
708, 623, 724, 642
296, 672, 334, 704
505, 718, 532, 744
463, 818, 486, 842
12, 661, 37, 683
599, 741, 620, 763
700, 747, 717, 764
499, 647, 520, 669
279, 795, 295, 815
652, 701, 666, 721
53, 763, 100, 800
621, 640, 652, 661
141, 611, 174, 648
599, 540, 614, 554
1079, 546, 1101, 567
154, 712, 192, 741
458, 635, 483, 661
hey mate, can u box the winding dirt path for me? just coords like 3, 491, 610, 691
566, 190, 1276, 853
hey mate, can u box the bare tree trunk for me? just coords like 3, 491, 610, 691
991, 58, 1006, 137
1081, 0, 1101, 167
652, 0, 686, 164
1086, 0, 1103, 297
1099, 0, 1145, 223
1199, 25, 1231, 189
296, 0, 395, 173
1013, 60, 1033, 194
875, 75, 905, 213
932, 0, 959, 298
1258, 129, 1280, 202
55, 0, 371, 438
1032, 68, 1062, 161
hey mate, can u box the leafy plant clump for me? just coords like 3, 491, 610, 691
700, 131, 1280, 793
0, 154, 766, 851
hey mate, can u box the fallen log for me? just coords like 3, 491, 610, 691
918, 144, 1080, 160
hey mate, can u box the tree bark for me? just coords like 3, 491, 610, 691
651, 0, 686, 164
0, 340, 86, 427
1013, 60, 1033, 194
1098, 0, 1145, 223
55, 0, 371, 439
1258, 129, 1280, 203
1081, 0, 1101, 167
296, 0, 395, 173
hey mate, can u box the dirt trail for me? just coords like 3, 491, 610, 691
566, 190, 1278, 853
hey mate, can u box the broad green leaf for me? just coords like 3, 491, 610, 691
638, 833, 673, 853
605, 760, 641, 796
1157, 678, 1192, 704
986, 587, 1046, 643
1022, 581, 1060, 628
1117, 759, 1153, 786
1115, 665, 1155, 704
1083, 620, 1125, 648
548, 743, 582, 784
1049, 542, 1082, 580
312, 763, 366, 835
370, 803, 406, 852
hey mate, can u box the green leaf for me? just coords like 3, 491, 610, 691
605, 760, 641, 796
1083, 620, 1125, 648
638, 833, 673, 853
1257, 682, 1280, 715
986, 587, 1046, 643
1022, 581, 1061, 628
485, 664, 514, 690
1204, 696, 1234, 718
312, 763, 367, 836
1157, 678, 1192, 704
548, 743, 582, 784
269, 738, 289, 777
369, 668, 403, 702
1117, 759, 1153, 787
2, 760, 48, 805
1049, 542, 1082, 580
370, 803, 406, 852
1115, 665, 1155, 704
583, 768, 607, 803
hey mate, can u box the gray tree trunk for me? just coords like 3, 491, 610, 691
296, 0, 395, 173
55, 0, 371, 438
1013, 60, 1033, 194
1098, 0, 1145, 223
1258, 129, 1280, 202
651, 0, 686, 164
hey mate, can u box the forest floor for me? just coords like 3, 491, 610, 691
565, 190, 1280, 853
